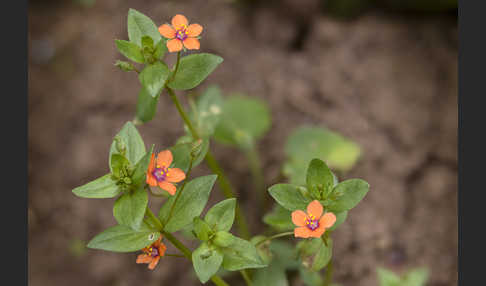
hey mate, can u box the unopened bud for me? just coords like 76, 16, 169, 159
114, 60, 134, 72
191, 139, 204, 158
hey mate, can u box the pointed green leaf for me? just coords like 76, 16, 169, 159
192, 242, 224, 283
221, 234, 267, 271
268, 184, 311, 211
159, 175, 217, 232
168, 53, 223, 90
311, 238, 333, 271
327, 179, 369, 212
204, 198, 236, 232
306, 158, 334, 199
127, 8, 161, 46
87, 224, 159, 252
135, 87, 160, 123
72, 174, 120, 199
115, 39, 144, 63
263, 204, 294, 231
109, 121, 146, 172
193, 217, 213, 241
139, 61, 170, 98
253, 262, 289, 286
131, 145, 154, 187
113, 187, 148, 230
153, 39, 167, 60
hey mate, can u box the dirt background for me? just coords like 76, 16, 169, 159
28, 0, 457, 285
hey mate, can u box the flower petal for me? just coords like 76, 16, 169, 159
148, 153, 156, 173
182, 38, 200, 50
291, 210, 308, 227
158, 24, 176, 39
307, 200, 323, 219
309, 225, 326, 238
186, 23, 203, 37
159, 181, 177, 195
294, 226, 312, 238
136, 254, 152, 264
146, 173, 157, 186
171, 14, 188, 30
320, 212, 337, 228
156, 150, 173, 168
148, 256, 160, 270
157, 243, 167, 257
166, 168, 186, 183
167, 39, 183, 52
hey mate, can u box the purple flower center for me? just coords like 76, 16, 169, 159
152, 167, 167, 182
175, 29, 188, 41
306, 217, 320, 231
150, 247, 159, 257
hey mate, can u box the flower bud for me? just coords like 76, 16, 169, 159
114, 60, 134, 72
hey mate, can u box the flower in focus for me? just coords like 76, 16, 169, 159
291, 200, 336, 238
136, 236, 167, 270
146, 150, 186, 195
158, 14, 203, 52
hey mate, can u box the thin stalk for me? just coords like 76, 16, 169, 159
255, 231, 294, 247
166, 88, 251, 239
145, 207, 164, 231
240, 269, 253, 286
245, 146, 266, 211
323, 259, 333, 286
164, 158, 194, 225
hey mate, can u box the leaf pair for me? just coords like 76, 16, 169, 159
191, 199, 266, 283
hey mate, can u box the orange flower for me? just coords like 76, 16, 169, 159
146, 150, 186, 195
158, 14, 203, 52
291, 200, 336, 238
136, 236, 167, 270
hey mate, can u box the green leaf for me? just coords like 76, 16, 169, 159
109, 154, 130, 179
131, 145, 154, 187
221, 234, 267, 271
299, 266, 324, 286
192, 242, 224, 283
327, 211, 347, 231
139, 61, 170, 98
268, 184, 311, 211
113, 187, 148, 230
159, 175, 217, 232
253, 262, 289, 286
213, 231, 237, 248
115, 39, 144, 63
263, 204, 294, 231
283, 126, 361, 185
204, 198, 236, 232
87, 224, 160, 252
153, 39, 167, 60
193, 217, 213, 241
135, 87, 160, 123
141, 35, 154, 50
127, 8, 161, 46
311, 238, 333, 271
115, 60, 135, 72
377, 268, 401, 286
213, 94, 271, 149
190, 85, 224, 138
402, 268, 428, 286
72, 174, 120, 198
168, 53, 223, 90
327, 179, 369, 212
306, 158, 334, 199
170, 136, 209, 172
109, 121, 146, 172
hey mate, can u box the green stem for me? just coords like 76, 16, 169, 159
166, 87, 251, 239
323, 259, 333, 286
145, 207, 164, 231
170, 51, 181, 81
163, 231, 230, 286
164, 158, 194, 226
240, 269, 253, 286
245, 146, 266, 211
255, 231, 294, 247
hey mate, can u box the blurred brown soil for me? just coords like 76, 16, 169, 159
28, 0, 457, 285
